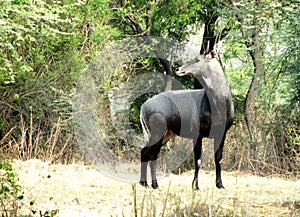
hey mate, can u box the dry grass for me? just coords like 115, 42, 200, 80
12, 159, 299, 217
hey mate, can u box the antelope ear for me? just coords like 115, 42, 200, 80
210, 51, 216, 58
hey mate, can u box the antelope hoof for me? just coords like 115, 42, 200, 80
216, 181, 225, 189
140, 181, 149, 188
192, 180, 199, 191
151, 180, 159, 189
193, 183, 200, 191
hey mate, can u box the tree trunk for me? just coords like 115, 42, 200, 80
200, 16, 218, 54
230, 0, 266, 168
194, 16, 218, 89
158, 58, 173, 90
245, 44, 264, 149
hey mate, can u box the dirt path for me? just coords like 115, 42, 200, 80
14, 159, 299, 217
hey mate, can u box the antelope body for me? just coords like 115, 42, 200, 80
139, 51, 234, 190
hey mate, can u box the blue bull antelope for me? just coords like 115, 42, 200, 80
139, 51, 234, 190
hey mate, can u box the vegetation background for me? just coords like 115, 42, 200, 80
0, 0, 299, 216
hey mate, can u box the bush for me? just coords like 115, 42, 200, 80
0, 155, 23, 216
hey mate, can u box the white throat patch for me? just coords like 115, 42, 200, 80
202, 76, 213, 89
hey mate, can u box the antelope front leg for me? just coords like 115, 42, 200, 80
192, 136, 203, 190
215, 135, 225, 189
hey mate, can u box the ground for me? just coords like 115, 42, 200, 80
12, 159, 300, 217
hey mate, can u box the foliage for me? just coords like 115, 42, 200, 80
0, 159, 21, 199
151, 0, 205, 39
0, 156, 23, 216
1, 0, 71, 84
0, 0, 299, 178
219, 0, 300, 173
0, 0, 119, 162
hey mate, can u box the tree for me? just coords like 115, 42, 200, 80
152, 0, 226, 88
0, 0, 118, 161
110, 0, 231, 89
224, 0, 300, 172
228, 0, 267, 154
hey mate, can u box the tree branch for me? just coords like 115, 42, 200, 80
126, 14, 145, 35
124, 3, 173, 89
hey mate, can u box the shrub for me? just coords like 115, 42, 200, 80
0, 155, 23, 216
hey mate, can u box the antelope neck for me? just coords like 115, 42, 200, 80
195, 73, 231, 100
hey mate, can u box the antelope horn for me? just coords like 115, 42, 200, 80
205, 41, 210, 54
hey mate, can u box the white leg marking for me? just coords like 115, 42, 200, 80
197, 159, 201, 167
